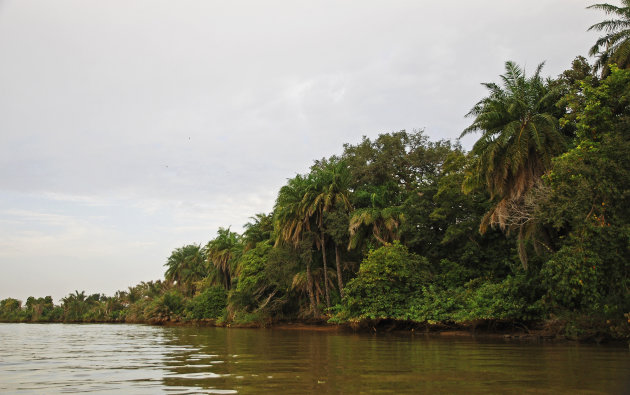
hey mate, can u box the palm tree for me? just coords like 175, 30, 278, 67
291, 266, 337, 313
303, 160, 352, 306
274, 175, 319, 315
205, 228, 242, 290
348, 188, 405, 250
461, 61, 565, 268
61, 290, 87, 322
588, 1, 630, 75
243, 213, 274, 251
143, 280, 166, 299
126, 286, 141, 304
164, 244, 207, 296
274, 175, 310, 246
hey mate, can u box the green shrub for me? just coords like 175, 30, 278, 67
541, 240, 603, 312
407, 274, 543, 323
456, 275, 543, 321
144, 290, 185, 320
342, 242, 430, 320
187, 286, 227, 319
408, 284, 465, 323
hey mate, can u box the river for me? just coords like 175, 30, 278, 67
1, 323, 629, 394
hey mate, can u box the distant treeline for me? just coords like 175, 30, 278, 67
2, 3, 629, 341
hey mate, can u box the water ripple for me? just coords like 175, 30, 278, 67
1, 323, 630, 394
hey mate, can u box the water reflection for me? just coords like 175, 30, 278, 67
158, 326, 630, 394
1, 323, 629, 394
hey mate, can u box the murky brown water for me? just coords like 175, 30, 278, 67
1, 323, 629, 394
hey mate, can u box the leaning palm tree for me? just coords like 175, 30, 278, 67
588, 1, 630, 75
461, 61, 565, 268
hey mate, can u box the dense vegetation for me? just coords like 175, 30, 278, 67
2, 3, 629, 341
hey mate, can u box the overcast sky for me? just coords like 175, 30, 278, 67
0, 0, 604, 302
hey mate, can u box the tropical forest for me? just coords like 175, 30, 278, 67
2, 2, 630, 342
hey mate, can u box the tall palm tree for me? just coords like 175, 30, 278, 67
274, 175, 319, 315
205, 228, 242, 290
588, 1, 630, 75
461, 61, 565, 268
303, 160, 352, 306
322, 161, 353, 300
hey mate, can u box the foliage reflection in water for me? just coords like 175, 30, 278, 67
1, 323, 629, 394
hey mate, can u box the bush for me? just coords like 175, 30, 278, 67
407, 273, 544, 323
456, 275, 543, 321
342, 242, 430, 320
187, 286, 227, 319
408, 284, 465, 323
144, 290, 185, 320
541, 240, 603, 312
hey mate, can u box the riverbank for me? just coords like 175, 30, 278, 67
3, 316, 628, 345
149, 317, 629, 345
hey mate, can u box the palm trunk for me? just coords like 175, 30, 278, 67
335, 244, 345, 299
306, 259, 319, 316
517, 226, 528, 270
321, 231, 331, 310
